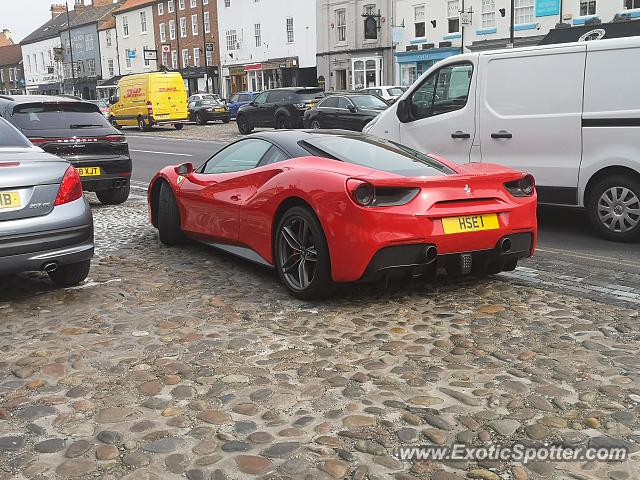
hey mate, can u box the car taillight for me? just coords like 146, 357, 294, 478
102, 135, 126, 143
504, 174, 536, 197
346, 179, 420, 207
54, 166, 84, 206
147, 101, 153, 116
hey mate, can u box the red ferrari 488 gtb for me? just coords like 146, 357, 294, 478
149, 130, 537, 299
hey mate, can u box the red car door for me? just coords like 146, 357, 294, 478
177, 138, 275, 242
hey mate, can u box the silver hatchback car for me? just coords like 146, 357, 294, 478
0, 117, 93, 286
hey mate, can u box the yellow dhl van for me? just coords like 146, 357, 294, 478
108, 72, 188, 131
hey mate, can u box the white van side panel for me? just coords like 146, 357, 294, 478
478, 45, 586, 205
578, 42, 640, 206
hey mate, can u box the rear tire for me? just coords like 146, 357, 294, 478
195, 113, 206, 125
138, 117, 147, 131
96, 181, 130, 205
174, 123, 184, 130
310, 119, 321, 129
237, 115, 253, 134
158, 182, 186, 246
587, 175, 640, 242
275, 115, 290, 130
274, 206, 333, 299
48, 260, 91, 287
223, 117, 230, 124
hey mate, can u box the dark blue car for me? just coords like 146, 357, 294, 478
227, 92, 258, 119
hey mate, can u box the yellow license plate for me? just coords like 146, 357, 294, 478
215, 108, 226, 112
442, 213, 500, 234
76, 167, 101, 177
0, 191, 21, 209
308, 103, 317, 109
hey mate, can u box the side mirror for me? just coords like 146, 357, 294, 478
396, 98, 411, 123
109, 96, 115, 105
348, 104, 357, 113
174, 162, 194, 176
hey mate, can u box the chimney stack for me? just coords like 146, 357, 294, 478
0, 29, 12, 43
91, 0, 117, 5
50, 3, 66, 18
74, 0, 86, 11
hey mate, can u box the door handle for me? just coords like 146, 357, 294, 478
451, 131, 471, 139
491, 131, 513, 139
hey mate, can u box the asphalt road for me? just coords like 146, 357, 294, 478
125, 133, 640, 306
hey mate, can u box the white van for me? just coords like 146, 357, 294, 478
365, 36, 640, 242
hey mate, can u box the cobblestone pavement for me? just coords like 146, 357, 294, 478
1, 196, 640, 480
124, 121, 258, 143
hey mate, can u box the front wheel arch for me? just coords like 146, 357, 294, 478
272, 197, 322, 258
584, 166, 640, 207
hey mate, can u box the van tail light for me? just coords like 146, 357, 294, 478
54, 167, 84, 206
147, 101, 153, 116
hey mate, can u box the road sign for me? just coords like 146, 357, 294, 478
144, 49, 157, 61
205, 43, 214, 52
127, 50, 137, 59
162, 44, 171, 53
460, 12, 472, 25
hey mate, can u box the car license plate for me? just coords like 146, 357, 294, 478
215, 108, 225, 112
442, 213, 499, 234
308, 103, 317, 109
76, 167, 101, 177
0, 191, 21, 210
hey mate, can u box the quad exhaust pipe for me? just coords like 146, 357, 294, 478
42, 262, 58, 273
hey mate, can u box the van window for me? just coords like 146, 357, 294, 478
410, 62, 473, 120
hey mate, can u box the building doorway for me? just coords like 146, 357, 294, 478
335, 69, 347, 90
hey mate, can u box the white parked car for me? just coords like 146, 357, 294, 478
365, 36, 640, 242
359, 86, 406, 104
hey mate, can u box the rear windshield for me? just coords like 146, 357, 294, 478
296, 91, 326, 101
12, 102, 110, 131
351, 95, 388, 110
202, 99, 224, 106
300, 135, 455, 177
0, 119, 31, 147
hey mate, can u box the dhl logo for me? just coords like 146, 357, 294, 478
159, 87, 178, 93
125, 87, 144, 98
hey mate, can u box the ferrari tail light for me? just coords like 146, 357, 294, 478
347, 179, 420, 207
505, 174, 535, 197
54, 166, 84, 206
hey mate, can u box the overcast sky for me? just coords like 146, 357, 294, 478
2, 0, 67, 43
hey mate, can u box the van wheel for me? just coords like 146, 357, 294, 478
110, 116, 121, 129
276, 115, 290, 130
587, 175, 640, 242
138, 117, 147, 131
237, 115, 253, 135
174, 123, 184, 130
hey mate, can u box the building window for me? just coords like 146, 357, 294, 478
26, 54, 31, 73
286, 17, 294, 43
162, 51, 169, 66
160, 23, 166, 42
9, 68, 14, 81
123, 15, 129, 36
224, 0, 230, 6
447, 0, 460, 33
352, 58, 382, 90
190, 0, 196, 7
158, 2, 164, 15
108, 59, 114, 76
481, 0, 495, 28
144, 45, 151, 66
140, 11, 147, 33
168, 0, 174, 13
226, 29, 237, 50
0, 69, 4, 83
85, 34, 94, 51
203, 0, 208, 4
626, 0, 640, 8
514, 0, 534, 24
580, 0, 596, 15
40, 52, 45, 70
106, 29, 112, 46
336, 9, 346, 42
169, 20, 176, 40
87, 58, 96, 77
172, 50, 178, 68
205, 49, 212, 65
193, 47, 200, 66
182, 48, 189, 67
414, 5, 425, 38
204, 11, 210, 33
125, 50, 132, 69
178, 0, 185, 10
180, 17, 187, 37
191, 14, 198, 35
254, 23, 261, 47
364, 4, 376, 15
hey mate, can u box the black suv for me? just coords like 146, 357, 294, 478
0, 95, 131, 205
236, 87, 325, 134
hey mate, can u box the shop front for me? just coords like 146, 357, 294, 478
351, 57, 383, 90
394, 47, 461, 87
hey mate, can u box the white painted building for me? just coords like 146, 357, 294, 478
113, 0, 158, 75
394, 0, 640, 86
217, 0, 317, 98
98, 20, 119, 81
20, 5, 73, 95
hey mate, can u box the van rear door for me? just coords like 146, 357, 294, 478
478, 45, 586, 205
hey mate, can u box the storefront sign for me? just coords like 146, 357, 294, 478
536, 0, 560, 17
229, 66, 246, 76
244, 63, 263, 71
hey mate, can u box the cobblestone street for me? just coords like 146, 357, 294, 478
1, 196, 640, 480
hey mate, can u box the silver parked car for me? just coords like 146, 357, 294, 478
0, 117, 93, 286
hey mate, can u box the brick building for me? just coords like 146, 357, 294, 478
152, 0, 221, 95
0, 44, 25, 95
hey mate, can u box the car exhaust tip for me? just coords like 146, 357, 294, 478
42, 262, 58, 273
501, 238, 512, 253
425, 245, 438, 263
